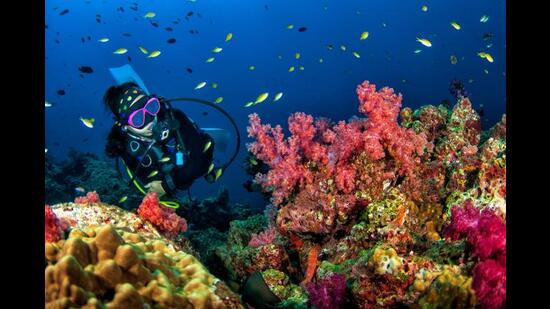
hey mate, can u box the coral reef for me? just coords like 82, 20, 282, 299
138, 192, 188, 238
45, 224, 243, 308
239, 80, 506, 308
305, 272, 347, 309
45, 150, 142, 208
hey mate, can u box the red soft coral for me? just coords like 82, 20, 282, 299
137, 193, 187, 238
74, 191, 101, 204
45, 205, 65, 242
248, 226, 278, 247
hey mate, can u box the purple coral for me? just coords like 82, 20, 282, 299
306, 273, 347, 309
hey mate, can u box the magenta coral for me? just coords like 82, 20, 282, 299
445, 202, 506, 308
74, 191, 101, 204
248, 226, 278, 247
45, 205, 65, 242
137, 193, 187, 238
305, 273, 347, 309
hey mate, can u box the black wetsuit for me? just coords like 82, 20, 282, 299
108, 107, 214, 196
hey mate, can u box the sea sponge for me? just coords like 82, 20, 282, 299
45, 225, 244, 308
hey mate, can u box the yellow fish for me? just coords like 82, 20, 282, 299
249, 157, 258, 166
214, 168, 223, 181
299, 66, 304, 71
159, 157, 171, 163
295, 52, 301, 59
249, 65, 255, 70
273, 92, 283, 102
203, 140, 212, 153
45, 148, 48, 154
484, 69, 489, 74
147, 170, 159, 178
225, 32, 233, 42
98, 38, 109, 43
212, 83, 218, 89
421, 5, 428, 12
450, 21, 461, 30
478, 52, 494, 63
288, 66, 295, 72
195, 81, 207, 90
414, 49, 422, 54
212, 47, 223, 53
118, 196, 128, 203
144, 12, 156, 18
255, 92, 269, 104
214, 97, 224, 104
480, 15, 489, 23
80, 117, 95, 128
360, 31, 369, 40
244, 101, 254, 107
287, 24, 294, 29
450, 55, 458, 65
206, 57, 215, 63
353, 51, 360, 58
113, 48, 128, 55
139, 46, 148, 54
147, 50, 161, 58
207, 163, 215, 174
340, 45, 347, 51
416, 37, 432, 47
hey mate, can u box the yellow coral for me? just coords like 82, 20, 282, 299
370, 246, 403, 275
45, 225, 243, 308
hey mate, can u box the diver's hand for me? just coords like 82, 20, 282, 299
145, 180, 166, 197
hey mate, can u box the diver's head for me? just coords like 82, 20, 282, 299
103, 82, 161, 137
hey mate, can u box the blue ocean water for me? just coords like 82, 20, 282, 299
45, 0, 506, 204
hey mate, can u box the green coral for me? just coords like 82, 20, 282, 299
261, 269, 308, 308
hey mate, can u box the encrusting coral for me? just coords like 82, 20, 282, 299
45, 224, 244, 309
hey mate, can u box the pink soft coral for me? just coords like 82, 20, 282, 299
248, 226, 278, 247
74, 191, 101, 204
45, 205, 65, 242
137, 193, 187, 238
445, 202, 506, 309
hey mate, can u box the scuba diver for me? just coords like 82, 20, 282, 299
104, 65, 240, 208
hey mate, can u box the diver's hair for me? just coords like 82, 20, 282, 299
105, 125, 126, 158
103, 82, 139, 118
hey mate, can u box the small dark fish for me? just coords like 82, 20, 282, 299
57, 89, 66, 96
265, 5, 269, 10
78, 66, 94, 74
96, 14, 101, 17
202, 112, 208, 116
189, 29, 195, 34
167, 38, 176, 44
81, 37, 85, 43
117, 6, 124, 12
53, 7, 58, 10
477, 107, 485, 117
186, 68, 193, 73
130, 6, 137, 11
173, 20, 179, 24
96, 18, 101, 23
482, 32, 493, 41
55, 39, 60, 44
298, 27, 307, 32
151, 22, 159, 27
59, 9, 69, 16
45, 24, 48, 29
127, 56, 132, 62
79, 74, 84, 78
187, 11, 194, 17
122, 33, 131, 37
87, 36, 91, 40
83, 138, 89, 142
165, 27, 173, 31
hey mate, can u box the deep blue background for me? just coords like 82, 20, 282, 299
45, 0, 506, 206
